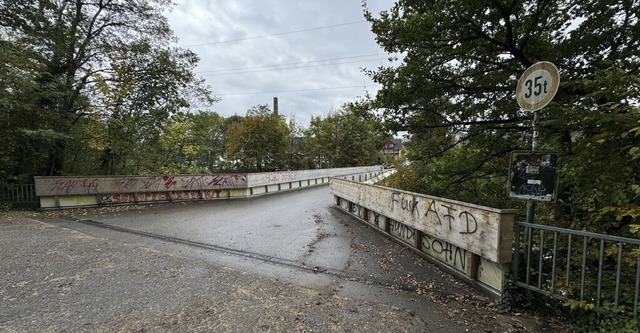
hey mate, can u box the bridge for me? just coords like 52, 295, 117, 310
30, 166, 640, 310
2, 166, 637, 331
2, 167, 545, 332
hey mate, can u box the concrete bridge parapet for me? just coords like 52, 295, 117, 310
330, 177, 516, 297
34, 166, 383, 209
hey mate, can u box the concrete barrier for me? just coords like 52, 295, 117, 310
34, 166, 383, 209
330, 178, 516, 297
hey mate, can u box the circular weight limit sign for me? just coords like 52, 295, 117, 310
516, 61, 560, 111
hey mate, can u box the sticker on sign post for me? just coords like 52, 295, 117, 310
508, 151, 559, 202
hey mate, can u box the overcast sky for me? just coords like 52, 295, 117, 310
165, 0, 399, 126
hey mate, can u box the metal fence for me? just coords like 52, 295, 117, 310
514, 221, 640, 317
0, 184, 37, 204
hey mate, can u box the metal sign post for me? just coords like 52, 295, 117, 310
514, 62, 560, 224
526, 110, 540, 224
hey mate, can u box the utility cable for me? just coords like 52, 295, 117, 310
215, 84, 380, 96
199, 58, 389, 76
197, 53, 387, 74
181, 20, 367, 47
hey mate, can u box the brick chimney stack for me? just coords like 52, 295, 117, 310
273, 97, 279, 116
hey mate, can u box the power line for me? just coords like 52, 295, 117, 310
216, 84, 380, 96
180, 20, 367, 47
197, 53, 386, 74
199, 57, 389, 77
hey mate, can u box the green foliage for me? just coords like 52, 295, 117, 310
563, 300, 639, 333
365, 2, 639, 328
364, 0, 640, 236
224, 106, 292, 172
496, 274, 535, 314
0, 36, 50, 181
0, 0, 212, 180
300, 103, 387, 168
378, 163, 424, 193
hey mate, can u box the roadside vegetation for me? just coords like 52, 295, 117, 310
0, 1, 389, 184
362, 0, 639, 331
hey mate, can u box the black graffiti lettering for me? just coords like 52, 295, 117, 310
424, 199, 480, 235
391, 193, 419, 215
349, 202, 356, 213
402, 196, 419, 215
425, 200, 442, 225
444, 242, 452, 260
441, 205, 456, 231
421, 234, 467, 270
391, 192, 400, 210
390, 220, 415, 241
459, 212, 478, 234
454, 247, 466, 270
431, 239, 444, 254
373, 213, 380, 227
99, 195, 113, 205
422, 235, 431, 250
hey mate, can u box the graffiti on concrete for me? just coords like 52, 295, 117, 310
142, 176, 177, 190
96, 190, 235, 205
203, 190, 226, 199
331, 177, 514, 265
115, 178, 139, 191
39, 174, 248, 196
99, 194, 136, 205
266, 171, 298, 182
50, 178, 99, 195
99, 196, 113, 205
390, 220, 416, 244
422, 234, 467, 271
391, 192, 419, 215
206, 175, 246, 188
136, 192, 170, 202
390, 193, 480, 235
424, 199, 478, 234
170, 191, 201, 200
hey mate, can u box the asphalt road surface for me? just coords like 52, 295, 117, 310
0, 185, 576, 332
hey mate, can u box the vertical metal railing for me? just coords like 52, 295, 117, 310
0, 184, 37, 204
514, 221, 640, 317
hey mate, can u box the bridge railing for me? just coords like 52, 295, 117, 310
330, 177, 517, 297
34, 166, 383, 209
514, 222, 640, 317
1, 184, 38, 204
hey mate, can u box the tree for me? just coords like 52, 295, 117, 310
286, 116, 307, 170
188, 111, 227, 172
0, 0, 212, 179
225, 105, 292, 172
302, 104, 386, 168
152, 111, 226, 174
0, 37, 50, 183
364, 0, 640, 234
91, 42, 214, 175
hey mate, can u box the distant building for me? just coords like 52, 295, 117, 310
382, 138, 403, 158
